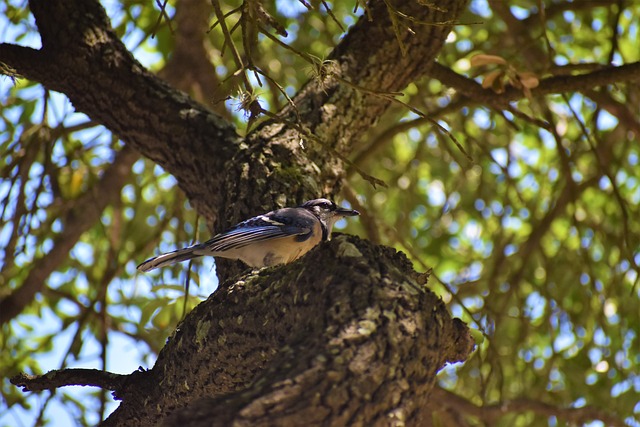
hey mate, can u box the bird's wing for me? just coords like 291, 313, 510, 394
202, 208, 317, 253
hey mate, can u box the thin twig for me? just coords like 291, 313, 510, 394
211, 0, 251, 90
152, 0, 174, 38
335, 74, 474, 163
208, 6, 242, 32
320, 0, 345, 32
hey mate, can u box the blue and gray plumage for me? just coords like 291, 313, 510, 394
137, 198, 359, 271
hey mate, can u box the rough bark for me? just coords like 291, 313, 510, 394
104, 235, 473, 426
0, 0, 466, 231
0, 0, 240, 224
0, 0, 475, 424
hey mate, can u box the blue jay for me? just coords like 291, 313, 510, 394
137, 198, 359, 271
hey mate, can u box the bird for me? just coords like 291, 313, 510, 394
137, 198, 359, 272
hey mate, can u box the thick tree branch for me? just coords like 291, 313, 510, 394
102, 235, 474, 425
2, 0, 241, 225
429, 61, 640, 106
429, 387, 625, 427
213, 0, 468, 279
1, 0, 468, 241
4, 2, 475, 424
0, 43, 44, 78
11, 369, 128, 393
0, 0, 237, 325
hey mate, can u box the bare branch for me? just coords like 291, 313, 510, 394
430, 387, 626, 427
429, 61, 640, 106
11, 369, 127, 393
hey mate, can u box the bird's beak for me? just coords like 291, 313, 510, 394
335, 205, 360, 217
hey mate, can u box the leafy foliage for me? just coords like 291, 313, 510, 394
1, 0, 639, 426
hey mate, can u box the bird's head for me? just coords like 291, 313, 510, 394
301, 198, 359, 240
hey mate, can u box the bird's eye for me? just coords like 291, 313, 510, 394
319, 202, 333, 210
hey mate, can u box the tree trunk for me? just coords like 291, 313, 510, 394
106, 236, 473, 426
0, 0, 475, 424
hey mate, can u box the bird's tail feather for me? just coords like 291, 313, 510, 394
137, 247, 202, 272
